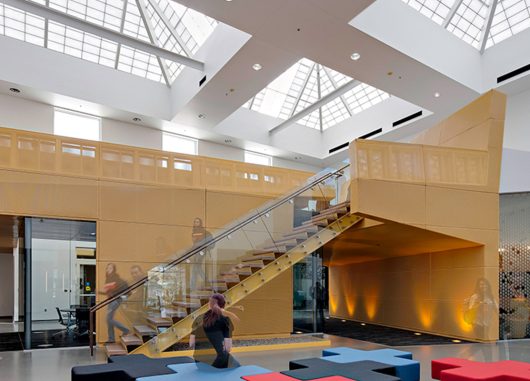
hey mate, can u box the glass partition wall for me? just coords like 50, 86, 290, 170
500, 192, 530, 340
28, 217, 96, 348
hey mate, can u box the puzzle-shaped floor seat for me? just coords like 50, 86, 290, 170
137, 362, 272, 381
243, 374, 355, 381
71, 354, 194, 381
322, 347, 419, 381
432, 358, 530, 381
283, 357, 400, 381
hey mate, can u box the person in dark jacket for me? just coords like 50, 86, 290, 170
189, 294, 241, 368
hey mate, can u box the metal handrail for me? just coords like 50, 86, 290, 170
89, 163, 349, 355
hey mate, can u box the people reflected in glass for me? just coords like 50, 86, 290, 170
190, 217, 214, 291
101, 263, 130, 342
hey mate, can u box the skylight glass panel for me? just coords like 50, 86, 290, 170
244, 58, 391, 131
47, 0, 123, 31
47, 21, 118, 67
2, 0, 217, 83
117, 45, 163, 82
0, 4, 45, 47
447, 0, 490, 48
487, 0, 530, 48
402, 0, 454, 25
403, 0, 530, 50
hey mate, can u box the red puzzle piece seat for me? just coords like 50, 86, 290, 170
432, 358, 530, 381
242, 373, 355, 381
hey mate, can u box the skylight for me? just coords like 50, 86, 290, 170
244, 58, 390, 131
402, 0, 530, 51
0, 0, 217, 84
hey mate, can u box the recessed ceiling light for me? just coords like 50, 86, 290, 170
434, 92, 441, 98
9, 87, 20, 93
350, 52, 361, 61
90, 232, 96, 236
360, 323, 366, 326
295, 331, 303, 334
198, 114, 206, 119
252, 63, 262, 71
452, 339, 461, 343
414, 332, 421, 336
132, 117, 142, 122
294, 156, 302, 160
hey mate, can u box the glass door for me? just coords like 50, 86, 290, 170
293, 250, 327, 333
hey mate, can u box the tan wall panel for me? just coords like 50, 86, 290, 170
441, 121, 490, 150
426, 186, 499, 230
234, 270, 293, 337
54, 175, 98, 219
0, 170, 97, 219
99, 221, 191, 263
100, 181, 206, 226
356, 179, 426, 225
205, 191, 271, 229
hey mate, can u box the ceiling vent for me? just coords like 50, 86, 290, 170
359, 128, 383, 140
329, 142, 349, 154
497, 63, 530, 83
392, 111, 423, 127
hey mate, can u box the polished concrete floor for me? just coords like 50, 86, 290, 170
0, 335, 529, 381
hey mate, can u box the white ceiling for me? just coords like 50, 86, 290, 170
1, 0, 530, 167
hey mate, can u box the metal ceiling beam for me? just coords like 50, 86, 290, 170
149, 0, 193, 57
288, 63, 316, 118
479, 0, 498, 54
1, 0, 204, 71
269, 79, 361, 135
322, 66, 353, 117
442, 0, 463, 28
114, 0, 129, 70
135, 0, 170, 86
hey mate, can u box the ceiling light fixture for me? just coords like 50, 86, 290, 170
9, 87, 20, 93
198, 113, 206, 119
252, 63, 262, 71
224, 139, 232, 143
434, 92, 441, 98
350, 52, 361, 61
132, 117, 142, 122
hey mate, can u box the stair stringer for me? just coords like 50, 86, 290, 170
131, 213, 364, 357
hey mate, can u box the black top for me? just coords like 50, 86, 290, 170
191, 312, 236, 368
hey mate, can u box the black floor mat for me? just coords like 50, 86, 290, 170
322, 318, 472, 346
0, 330, 91, 351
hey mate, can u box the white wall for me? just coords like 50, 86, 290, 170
0, 254, 14, 317
0, 93, 319, 173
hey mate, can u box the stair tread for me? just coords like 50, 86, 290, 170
120, 334, 143, 346
133, 324, 157, 335
105, 343, 128, 356
146, 316, 172, 327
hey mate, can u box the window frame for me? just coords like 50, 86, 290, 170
53, 108, 102, 141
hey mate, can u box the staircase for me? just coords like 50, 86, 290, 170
103, 200, 361, 357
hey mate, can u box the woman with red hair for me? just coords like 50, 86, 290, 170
189, 294, 242, 368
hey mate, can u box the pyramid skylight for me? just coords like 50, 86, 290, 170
402, 0, 530, 52
244, 58, 390, 131
0, 0, 217, 84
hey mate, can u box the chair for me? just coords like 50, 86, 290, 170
74, 307, 90, 337
53, 307, 76, 337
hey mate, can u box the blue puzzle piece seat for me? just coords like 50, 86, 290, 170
137, 362, 272, 381
322, 347, 419, 381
